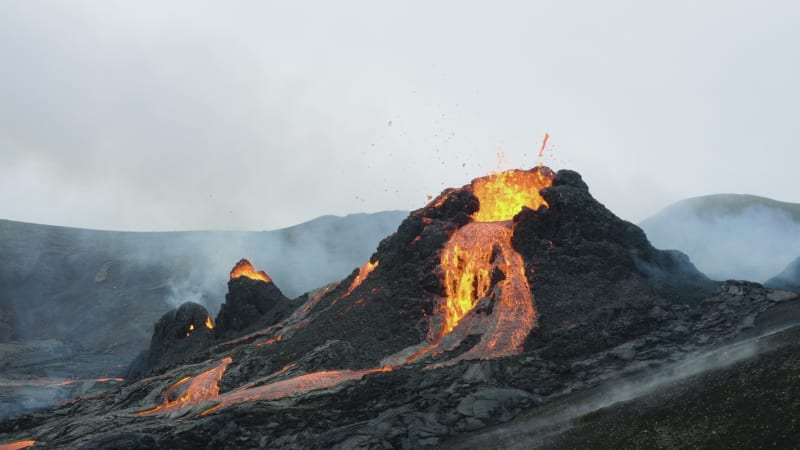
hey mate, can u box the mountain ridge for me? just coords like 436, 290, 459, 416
640, 193, 800, 282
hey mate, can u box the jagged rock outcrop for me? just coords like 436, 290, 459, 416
127, 302, 214, 379
214, 276, 295, 338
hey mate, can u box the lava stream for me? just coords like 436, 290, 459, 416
343, 260, 379, 297
199, 367, 391, 417
0, 440, 36, 450
410, 167, 552, 363
135, 358, 391, 418
135, 357, 232, 415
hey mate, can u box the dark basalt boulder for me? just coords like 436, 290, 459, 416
214, 277, 295, 338
127, 301, 213, 378
765, 257, 800, 292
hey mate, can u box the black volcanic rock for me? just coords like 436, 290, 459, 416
127, 301, 213, 379
550, 168, 589, 191
513, 170, 714, 297
5, 167, 799, 449
512, 170, 716, 360
765, 256, 800, 292
214, 276, 295, 338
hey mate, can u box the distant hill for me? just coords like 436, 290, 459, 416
640, 194, 800, 282
766, 257, 800, 292
0, 211, 407, 355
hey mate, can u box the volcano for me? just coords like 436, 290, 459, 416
2, 167, 798, 449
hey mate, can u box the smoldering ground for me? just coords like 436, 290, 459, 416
443, 322, 799, 450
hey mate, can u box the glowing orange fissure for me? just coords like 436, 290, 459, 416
437, 168, 552, 340
135, 357, 232, 415
230, 258, 271, 283
135, 356, 391, 417
0, 440, 36, 450
344, 260, 379, 297
185, 315, 213, 337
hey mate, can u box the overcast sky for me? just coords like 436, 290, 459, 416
1, 1, 798, 231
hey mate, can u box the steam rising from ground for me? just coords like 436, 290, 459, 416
449, 326, 788, 449
0, 212, 405, 419
641, 197, 800, 282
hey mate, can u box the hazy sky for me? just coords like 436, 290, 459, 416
1, 1, 798, 231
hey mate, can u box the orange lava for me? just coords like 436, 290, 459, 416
199, 367, 392, 417
255, 334, 283, 347
428, 167, 551, 360
470, 169, 551, 222
436, 223, 536, 364
539, 132, 549, 157
0, 440, 36, 450
135, 358, 232, 415
230, 259, 271, 283
439, 168, 551, 333
439, 223, 501, 335
136, 360, 392, 417
343, 260, 379, 297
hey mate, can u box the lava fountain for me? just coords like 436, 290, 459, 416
230, 258, 271, 283
424, 167, 553, 361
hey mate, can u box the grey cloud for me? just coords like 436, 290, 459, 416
1, 1, 798, 231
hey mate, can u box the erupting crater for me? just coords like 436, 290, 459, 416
230, 258, 271, 283
408, 166, 553, 363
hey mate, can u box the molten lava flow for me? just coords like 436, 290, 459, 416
198, 367, 392, 417
423, 168, 552, 361
230, 258, 272, 283
343, 260, 379, 297
439, 223, 501, 335
135, 357, 232, 415
0, 440, 36, 450
437, 168, 552, 335
255, 334, 283, 346
470, 169, 551, 222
